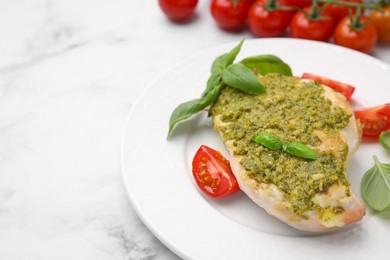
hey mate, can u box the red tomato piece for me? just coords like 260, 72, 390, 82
354, 104, 390, 137
192, 145, 239, 198
278, 0, 311, 8
289, 7, 335, 42
323, 0, 362, 23
370, 5, 390, 44
247, 0, 295, 37
301, 73, 355, 100
210, 0, 252, 30
334, 16, 377, 54
158, 0, 198, 22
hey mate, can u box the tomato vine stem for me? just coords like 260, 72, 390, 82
317, 0, 381, 11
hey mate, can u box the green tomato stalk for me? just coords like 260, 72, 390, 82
316, 0, 381, 31
302, 0, 330, 21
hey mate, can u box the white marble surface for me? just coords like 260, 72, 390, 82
0, 0, 389, 259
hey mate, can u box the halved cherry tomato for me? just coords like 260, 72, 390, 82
210, 0, 252, 30
301, 73, 355, 100
158, 0, 198, 22
192, 145, 239, 197
354, 104, 390, 137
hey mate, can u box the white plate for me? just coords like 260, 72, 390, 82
121, 39, 390, 260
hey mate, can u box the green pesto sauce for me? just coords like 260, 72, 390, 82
210, 74, 352, 218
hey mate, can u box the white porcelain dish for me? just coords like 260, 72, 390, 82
121, 39, 390, 260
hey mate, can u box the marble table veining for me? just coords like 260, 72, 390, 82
0, 0, 389, 259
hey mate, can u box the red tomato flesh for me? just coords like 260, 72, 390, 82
354, 104, 390, 137
301, 73, 355, 100
192, 145, 239, 198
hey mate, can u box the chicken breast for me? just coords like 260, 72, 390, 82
209, 73, 365, 232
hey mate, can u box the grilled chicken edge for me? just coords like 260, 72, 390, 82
212, 80, 366, 232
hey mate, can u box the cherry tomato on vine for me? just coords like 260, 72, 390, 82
247, 0, 295, 37
158, 0, 198, 21
210, 0, 252, 30
323, 0, 362, 23
301, 73, 355, 100
192, 145, 239, 198
290, 7, 335, 42
354, 104, 390, 137
370, 5, 390, 44
334, 16, 377, 54
278, 0, 311, 8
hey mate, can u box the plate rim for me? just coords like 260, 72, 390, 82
120, 38, 390, 259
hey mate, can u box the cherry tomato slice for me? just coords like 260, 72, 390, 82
354, 104, 390, 137
192, 145, 239, 198
301, 73, 355, 100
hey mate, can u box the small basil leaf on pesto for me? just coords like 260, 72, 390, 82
240, 55, 292, 76
379, 130, 390, 151
211, 39, 244, 74
283, 142, 317, 160
222, 63, 265, 94
361, 156, 390, 211
251, 134, 283, 150
251, 134, 317, 160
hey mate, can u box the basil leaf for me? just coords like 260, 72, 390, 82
222, 63, 265, 94
201, 71, 222, 97
379, 130, 390, 151
211, 39, 244, 74
168, 40, 245, 138
168, 83, 222, 138
361, 156, 390, 211
252, 134, 283, 150
240, 55, 293, 76
283, 142, 317, 160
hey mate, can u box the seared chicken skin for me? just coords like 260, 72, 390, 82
210, 74, 365, 232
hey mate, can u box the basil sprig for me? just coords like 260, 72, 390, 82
168, 40, 293, 139
222, 63, 265, 94
168, 40, 244, 138
361, 156, 390, 211
251, 134, 317, 160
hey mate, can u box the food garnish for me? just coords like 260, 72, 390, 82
380, 130, 390, 151
168, 40, 292, 138
354, 104, 390, 137
192, 145, 239, 197
361, 156, 390, 211
252, 134, 317, 160
301, 72, 355, 100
